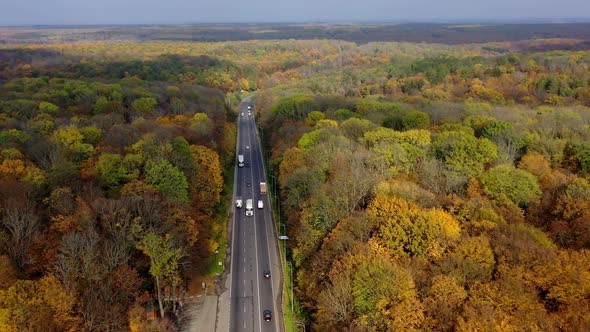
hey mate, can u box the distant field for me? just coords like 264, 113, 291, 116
1, 23, 590, 48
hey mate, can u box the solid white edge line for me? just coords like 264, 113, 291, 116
228, 100, 242, 330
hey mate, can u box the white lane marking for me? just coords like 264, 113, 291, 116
253, 105, 281, 332
244, 321, 246, 329
247, 117, 263, 332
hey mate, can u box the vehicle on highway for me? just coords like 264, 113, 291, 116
238, 154, 244, 167
248, 105, 252, 110
260, 182, 267, 195
248, 112, 251, 116
258, 200, 263, 209
245, 162, 250, 167
246, 181, 251, 187
245, 199, 253, 216
241, 112, 244, 116
246, 145, 249, 149
263, 271, 271, 279
236, 197, 243, 208
263, 310, 272, 321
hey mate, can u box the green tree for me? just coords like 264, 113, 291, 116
96, 153, 139, 192
136, 233, 183, 319
38, 101, 59, 114
169, 137, 195, 180
270, 95, 316, 120
432, 131, 497, 177
144, 159, 189, 205
52, 126, 84, 146
93, 96, 110, 114
80, 126, 104, 146
481, 120, 519, 146
131, 97, 157, 113
563, 141, 590, 173
0, 129, 31, 145
29, 113, 55, 136
52, 126, 95, 161
480, 165, 542, 207
402, 111, 430, 130
305, 111, 325, 126
341, 118, 375, 142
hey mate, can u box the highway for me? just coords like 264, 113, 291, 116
229, 99, 281, 332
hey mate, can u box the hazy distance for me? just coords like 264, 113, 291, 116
1, 0, 590, 26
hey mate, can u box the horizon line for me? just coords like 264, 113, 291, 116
2, 18, 590, 28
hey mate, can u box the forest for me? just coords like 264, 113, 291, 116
0, 47, 236, 330
1, 27, 590, 331
1, 23, 590, 46
255, 41, 590, 330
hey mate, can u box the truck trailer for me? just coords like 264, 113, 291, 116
245, 199, 253, 216
260, 182, 267, 195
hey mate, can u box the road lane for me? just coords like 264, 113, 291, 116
230, 100, 281, 332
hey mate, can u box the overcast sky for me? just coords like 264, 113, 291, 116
1, 0, 589, 26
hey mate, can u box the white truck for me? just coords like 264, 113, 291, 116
260, 182, 267, 195
258, 200, 264, 209
236, 196, 243, 208
238, 154, 244, 167
245, 199, 253, 216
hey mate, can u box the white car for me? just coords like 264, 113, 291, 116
248, 112, 251, 116
241, 112, 244, 117
258, 200, 264, 209
246, 146, 249, 149
248, 105, 252, 110
236, 199, 243, 208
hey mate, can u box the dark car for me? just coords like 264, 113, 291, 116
245, 162, 251, 167
263, 270, 271, 279
263, 310, 272, 321
246, 181, 251, 187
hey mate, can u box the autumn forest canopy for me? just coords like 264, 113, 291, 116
1, 23, 590, 331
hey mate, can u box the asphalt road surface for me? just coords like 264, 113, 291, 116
230, 100, 281, 332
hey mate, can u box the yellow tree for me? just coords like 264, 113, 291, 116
190, 145, 223, 214
368, 193, 461, 259
0, 277, 79, 332
424, 275, 467, 331
278, 146, 307, 188
39, 275, 80, 331
238, 78, 250, 91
